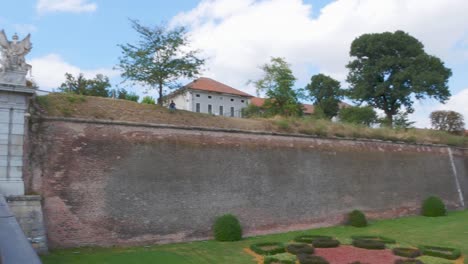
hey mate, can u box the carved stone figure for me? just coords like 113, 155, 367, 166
0, 30, 32, 85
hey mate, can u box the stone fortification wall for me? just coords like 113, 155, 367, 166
26, 118, 468, 248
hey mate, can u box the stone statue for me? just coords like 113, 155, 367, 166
0, 30, 32, 85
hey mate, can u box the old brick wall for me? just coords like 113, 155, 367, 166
25, 118, 467, 248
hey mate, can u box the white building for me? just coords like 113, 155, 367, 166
166, 77, 253, 117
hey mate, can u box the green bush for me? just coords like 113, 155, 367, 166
294, 235, 332, 243
392, 248, 422, 258
286, 243, 314, 255
394, 260, 423, 264
347, 210, 368, 227
250, 242, 286, 255
264, 253, 296, 264
351, 235, 396, 244
338, 106, 377, 127
418, 245, 461, 260
213, 214, 242, 241
141, 96, 155, 104
297, 254, 329, 264
421, 196, 446, 217
352, 239, 385, 250
312, 238, 340, 248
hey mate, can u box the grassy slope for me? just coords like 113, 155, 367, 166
35, 93, 467, 147
41, 210, 468, 264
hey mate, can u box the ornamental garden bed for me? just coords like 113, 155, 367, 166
246, 236, 464, 264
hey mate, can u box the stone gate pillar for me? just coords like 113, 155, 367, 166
0, 83, 35, 195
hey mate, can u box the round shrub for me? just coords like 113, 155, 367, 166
351, 235, 396, 244
312, 238, 340, 248
250, 242, 286, 255
213, 214, 242, 241
392, 248, 421, 258
294, 235, 332, 243
348, 210, 368, 227
297, 254, 329, 264
352, 239, 385, 250
394, 260, 423, 264
421, 196, 446, 217
286, 243, 314, 255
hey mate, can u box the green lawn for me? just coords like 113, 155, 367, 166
41, 210, 468, 264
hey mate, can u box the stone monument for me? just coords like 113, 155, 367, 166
0, 30, 36, 195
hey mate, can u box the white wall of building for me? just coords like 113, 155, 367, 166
169, 89, 250, 117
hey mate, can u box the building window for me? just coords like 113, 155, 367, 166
241, 100, 245, 103
208, 104, 212, 114
219, 106, 224, 116
230, 107, 234, 117
196, 103, 200, 113
230, 99, 234, 102
208, 95, 212, 99
196, 94, 200, 97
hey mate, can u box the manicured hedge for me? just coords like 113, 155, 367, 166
394, 260, 424, 264
421, 196, 446, 217
264, 253, 297, 264
312, 238, 340, 248
286, 243, 314, 255
351, 235, 396, 244
213, 214, 242, 241
294, 235, 332, 243
348, 210, 368, 227
297, 254, 329, 264
352, 239, 385, 250
250, 242, 286, 255
418, 245, 461, 260
392, 248, 421, 258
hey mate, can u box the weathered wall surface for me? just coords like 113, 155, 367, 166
26, 118, 467, 249
6, 195, 48, 253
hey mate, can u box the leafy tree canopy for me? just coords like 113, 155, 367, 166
117, 19, 205, 105
338, 106, 377, 127
346, 30, 452, 125
430, 110, 465, 134
252, 57, 303, 117
305, 73, 343, 119
58, 73, 111, 97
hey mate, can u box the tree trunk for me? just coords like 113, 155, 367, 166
157, 83, 163, 105
385, 112, 393, 127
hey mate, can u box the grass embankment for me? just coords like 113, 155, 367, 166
41, 210, 468, 264
35, 93, 467, 147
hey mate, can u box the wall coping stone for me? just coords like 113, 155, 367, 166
37, 116, 467, 151
7, 195, 41, 202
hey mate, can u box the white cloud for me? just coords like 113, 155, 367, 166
29, 54, 118, 90
37, 0, 97, 14
171, 0, 468, 107
411, 88, 468, 128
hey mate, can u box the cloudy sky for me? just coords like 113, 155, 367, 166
2, 0, 467, 127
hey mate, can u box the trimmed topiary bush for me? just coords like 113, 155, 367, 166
297, 254, 329, 264
352, 239, 385, 250
286, 243, 314, 255
392, 248, 422, 258
294, 235, 332, 243
312, 238, 340, 248
351, 235, 396, 244
394, 260, 424, 264
348, 210, 368, 227
250, 242, 286, 256
418, 245, 461, 260
264, 253, 297, 264
421, 196, 446, 217
213, 214, 242, 241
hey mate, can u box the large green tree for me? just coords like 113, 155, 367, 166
252, 57, 303, 117
305, 73, 343, 119
346, 30, 452, 126
58, 73, 111, 97
117, 20, 205, 105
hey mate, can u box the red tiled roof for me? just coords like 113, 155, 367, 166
185, 77, 253, 97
